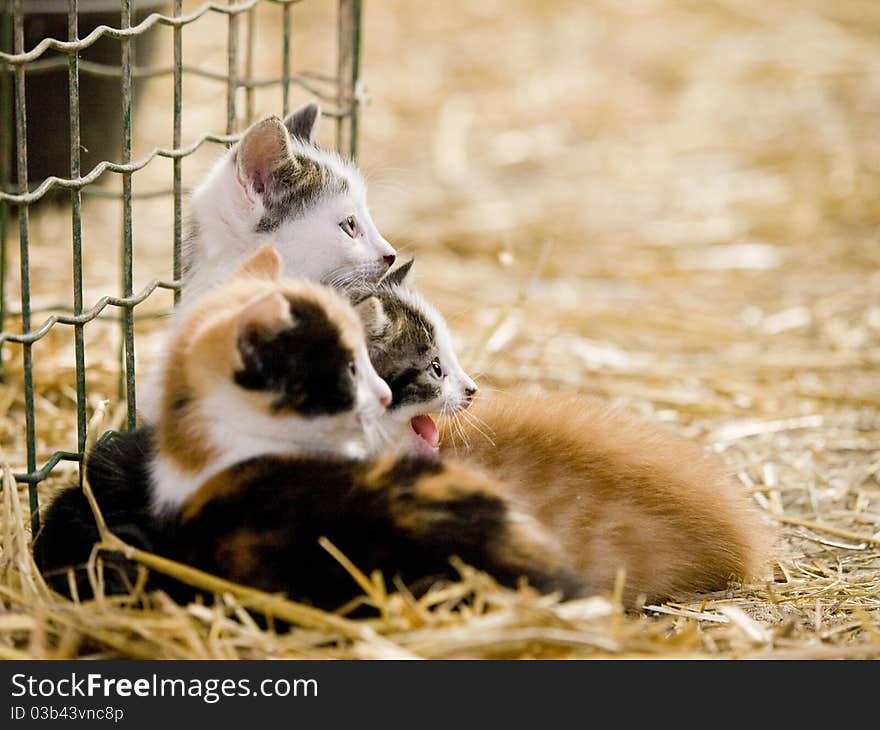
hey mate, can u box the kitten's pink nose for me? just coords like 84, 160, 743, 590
383, 254, 396, 267
373, 377, 392, 408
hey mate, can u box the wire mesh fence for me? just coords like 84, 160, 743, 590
0, 0, 363, 531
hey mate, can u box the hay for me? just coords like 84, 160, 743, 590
2, 0, 880, 658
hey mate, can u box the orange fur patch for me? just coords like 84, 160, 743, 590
214, 527, 288, 588
457, 390, 774, 604
411, 460, 502, 503
361, 455, 401, 491
181, 468, 244, 523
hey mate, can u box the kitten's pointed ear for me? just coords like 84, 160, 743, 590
237, 290, 293, 335
235, 116, 291, 201
234, 291, 294, 376
382, 259, 414, 288
235, 244, 283, 281
354, 296, 388, 338
284, 102, 320, 142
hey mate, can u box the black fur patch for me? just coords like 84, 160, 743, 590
172, 455, 585, 611
33, 427, 166, 599
234, 295, 357, 416
384, 366, 441, 410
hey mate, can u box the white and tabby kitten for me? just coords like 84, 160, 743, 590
182, 102, 396, 309
351, 261, 477, 457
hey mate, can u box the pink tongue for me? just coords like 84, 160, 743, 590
410, 415, 439, 449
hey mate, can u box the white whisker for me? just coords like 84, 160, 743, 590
440, 403, 461, 456
322, 261, 385, 293
460, 405, 496, 436
459, 407, 496, 448
447, 404, 471, 452
452, 413, 470, 452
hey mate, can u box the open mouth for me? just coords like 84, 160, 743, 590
410, 414, 440, 453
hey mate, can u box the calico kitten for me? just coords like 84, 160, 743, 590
147, 246, 392, 514
35, 248, 583, 608
183, 103, 396, 307
32, 251, 423, 597
35, 247, 389, 595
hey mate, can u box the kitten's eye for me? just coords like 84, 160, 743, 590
339, 215, 357, 238
430, 358, 443, 378
348, 361, 357, 377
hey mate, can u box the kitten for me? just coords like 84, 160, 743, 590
35, 248, 583, 608
351, 260, 477, 458
183, 103, 396, 308
35, 246, 389, 595
147, 246, 392, 514
32, 250, 418, 597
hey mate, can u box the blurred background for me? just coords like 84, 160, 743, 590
1, 0, 879, 656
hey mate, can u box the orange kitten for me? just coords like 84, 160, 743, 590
346, 263, 772, 606
447, 391, 772, 605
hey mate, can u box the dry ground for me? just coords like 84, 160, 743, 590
1, 0, 879, 658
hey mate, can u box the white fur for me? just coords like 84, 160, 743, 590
353, 343, 392, 423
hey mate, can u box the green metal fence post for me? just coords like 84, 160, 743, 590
172, 0, 183, 303
337, 0, 362, 160
12, 0, 38, 532
245, 6, 255, 125
226, 0, 239, 138
281, 2, 292, 116
68, 0, 88, 478
0, 4, 10, 383
120, 0, 136, 431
